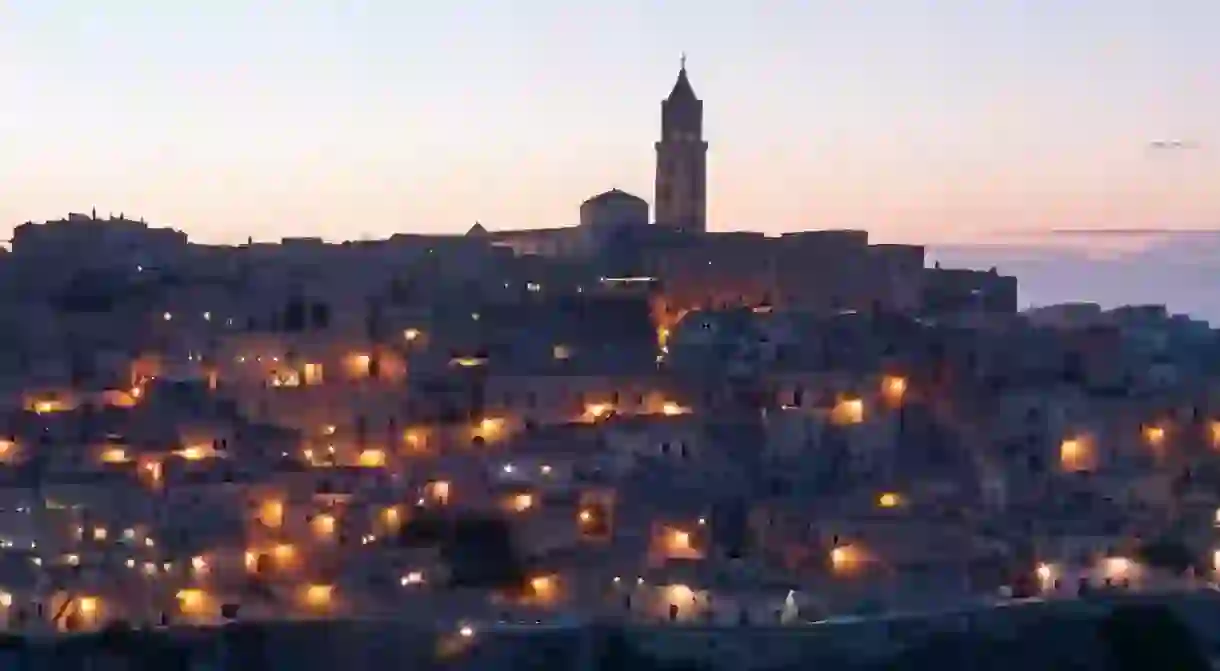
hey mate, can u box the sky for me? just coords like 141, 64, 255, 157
2, 1, 1219, 312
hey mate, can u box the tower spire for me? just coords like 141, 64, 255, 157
680, 52, 686, 71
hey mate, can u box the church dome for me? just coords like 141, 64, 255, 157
582, 189, 647, 207
579, 189, 649, 230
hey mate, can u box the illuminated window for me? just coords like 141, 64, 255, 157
258, 500, 284, 528
346, 354, 372, 379
304, 584, 333, 608
302, 362, 324, 385
881, 376, 907, 404
553, 344, 572, 361
404, 429, 426, 451
427, 481, 450, 505
584, 403, 614, 421
176, 589, 206, 613
312, 513, 336, 537
831, 398, 865, 425
877, 492, 902, 508
401, 571, 425, 586
100, 448, 127, 464
511, 493, 534, 512
357, 449, 386, 468
474, 418, 504, 442
382, 506, 401, 529
660, 402, 690, 416
32, 400, 64, 415
529, 574, 557, 601
1143, 424, 1166, 446
830, 545, 862, 575
1060, 437, 1095, 472
177, 445, 213, 461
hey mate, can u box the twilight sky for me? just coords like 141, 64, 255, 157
2, 1, 1218, 253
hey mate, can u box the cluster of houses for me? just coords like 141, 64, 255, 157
0, 209, 1212, 635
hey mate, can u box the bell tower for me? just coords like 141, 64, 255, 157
654, 55, 708, 233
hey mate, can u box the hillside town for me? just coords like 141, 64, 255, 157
0, 64, 1218, 645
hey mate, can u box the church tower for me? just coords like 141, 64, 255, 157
654, 56, 708, 233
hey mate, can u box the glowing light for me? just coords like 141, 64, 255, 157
458, 624, 475, 638
540, 464, 552, 475
162, 312, 172, 321
259, 500, 284, 528
382, 506, 401, 527
304, 584, 333, 608
584, 403, 613, 421
667, 584, 694, 602
1059, 437, 1093, 472
191, 556, 207, 572
877, 492, 902, 508
530, 575, 556, 598
401, 571, 425, 586
357, 449, 387, 468
1036, 563, 1053, 581
404, 328, 421, 341
429, 480, 451, 504
451, 357, 487, 368
1105, 556, 1133, 579
660, 402, 690, 416
177, 446, 209, 461
475, 417, 504, 441
77, 597, 97, 615
273, 543, 295, 561
579, 509, 593, 523
512, 493, 534, 512
670, 529, 691, 550
830, 545, 862, 574
882, 376, 907, 403
832, 398, 865, 425
176, 589, 205, 612
313, 513, 336, 536
100, 448, 128, 464
92, 527, 107, 541
1144, 425, 1166, 446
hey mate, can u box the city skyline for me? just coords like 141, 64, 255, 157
3, 0, 1218, 248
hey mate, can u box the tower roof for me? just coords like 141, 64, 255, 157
667, 57, 698, 102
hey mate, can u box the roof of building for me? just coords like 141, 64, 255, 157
582, 189, 646, 207
667, 65, 698, 102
